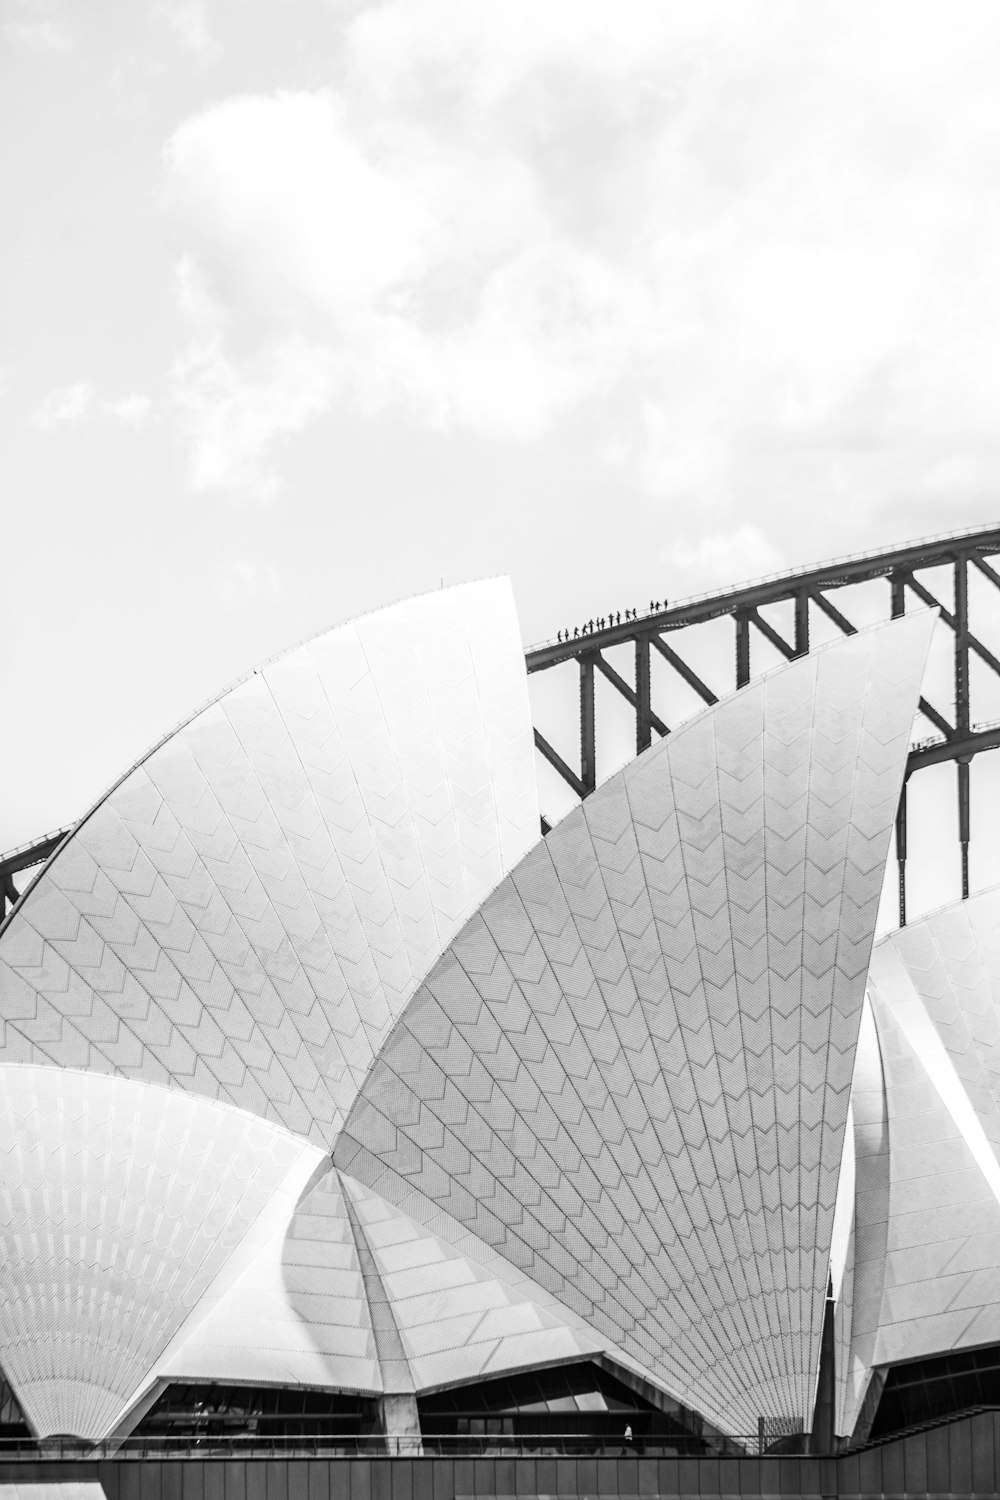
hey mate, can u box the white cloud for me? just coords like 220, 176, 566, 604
170, 336, 337, 500
32, 382, 95, 428
664, 526, 785, 597
164, 92, 441, 328
216, 556, 286, 609
105, 393, 153, 424
3, 0, 70, 50
32, 382, 153, 430
163, 85, 638, 470
154, 0, 217, 58
162, 1, 1000, 524
172, 253, 227, 332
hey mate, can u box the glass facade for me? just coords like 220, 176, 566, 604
417, 1362, 713, 1453
0, 1375, 28, 1447
131, 1385, 381, 1445
869, 1346, 1000, 1440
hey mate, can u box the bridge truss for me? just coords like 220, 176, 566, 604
0, 829, 68, 920
4, 525, 1000, 928
527, 524, 1000, 929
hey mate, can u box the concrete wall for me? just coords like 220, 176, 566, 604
6, 1409, 1000, 1499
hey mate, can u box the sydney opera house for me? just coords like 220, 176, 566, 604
3, 576, 1000, 1494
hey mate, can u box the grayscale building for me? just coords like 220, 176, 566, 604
2, 576, 1000, 1493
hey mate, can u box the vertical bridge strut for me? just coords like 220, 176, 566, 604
527, 525, 1000, 930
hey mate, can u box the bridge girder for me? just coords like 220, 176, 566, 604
5, 525, 1000, 929
527, 524, 1000, 929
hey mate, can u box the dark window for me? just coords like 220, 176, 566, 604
417, 1361, 709, 1453
0, 1374, 30, 1448
129, 1384, 380, 1447
869, 1346, 1000, 1441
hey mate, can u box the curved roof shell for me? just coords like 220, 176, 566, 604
0, 1065, 320, 1441
334, 611, 935, 1438
0, 580, 539, 1146
156, 1163, 614, 1398
837, 885, 1000, 1438
0, 585, 948, 1447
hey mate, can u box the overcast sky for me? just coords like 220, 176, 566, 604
4, 0, 1000, 920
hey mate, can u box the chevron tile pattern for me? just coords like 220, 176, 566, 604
838, 886, 1000, 1437
334, 613, 935, 1438
0, 1065, 319, 1441
0, 583, 956, 1449
0, 580, 539, 1146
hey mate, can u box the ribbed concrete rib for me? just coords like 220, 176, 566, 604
341, 1174, 414, 1394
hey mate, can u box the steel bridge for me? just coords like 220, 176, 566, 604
527, 522, 1000, 930
4, 524, 1000, 929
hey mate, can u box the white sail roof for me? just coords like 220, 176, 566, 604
0, 580, 539, 1146
838, 885, 1000, 1437
0, 586, 955, 1448
156, 1164, 617, 1399
334, 612, 935, 1437
0, 1065, 321, 1441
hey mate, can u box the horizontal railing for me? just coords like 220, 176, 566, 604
0, 1412, 993, 1462
845, 1402, 1000, 1454
0, 1432, 760, 1460
909, 716, 1000, 754
525, 521, 1000, 654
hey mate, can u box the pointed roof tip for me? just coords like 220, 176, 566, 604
581, 598, 938, 806
340, 596, 933, 1439
0, 581, 950, 1445
0, 573, 540, 1140
841, 955, 1000, 1434
2, 577, 527, 930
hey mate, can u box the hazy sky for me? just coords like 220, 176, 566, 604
4, 0, 1000, 914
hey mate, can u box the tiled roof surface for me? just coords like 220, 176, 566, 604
335, 612, 935, 1435
0, 580, 539, 1145
839, 886, 1000, 1436
0, 584, 951, 1447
